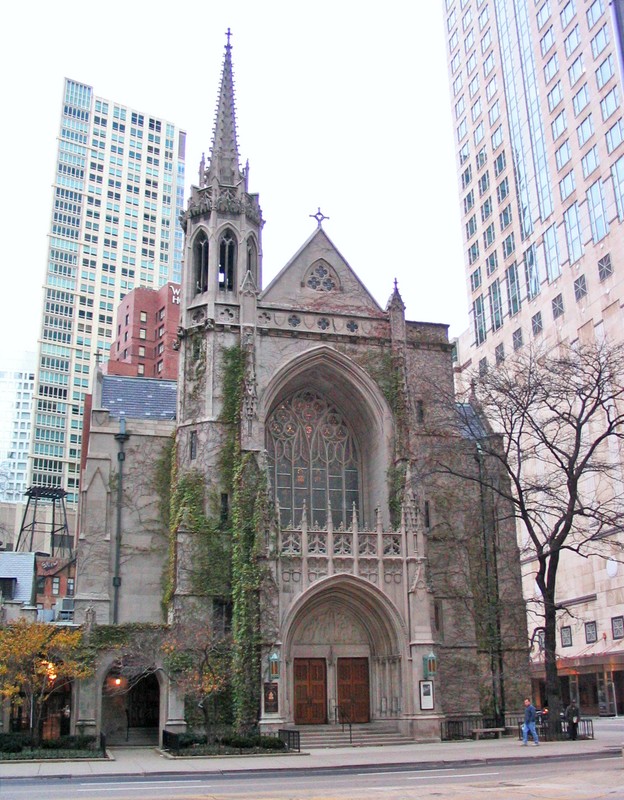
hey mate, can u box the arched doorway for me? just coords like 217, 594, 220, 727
285, 576, 406, 726
101, 670, 160, 745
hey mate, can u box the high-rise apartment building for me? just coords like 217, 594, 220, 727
31, 79, 186, 505
0, 351, 35, 503
445, 1, 624, 713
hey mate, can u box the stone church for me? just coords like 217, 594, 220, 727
73, 38, 529, 743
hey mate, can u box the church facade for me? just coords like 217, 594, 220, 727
72, 38, 529, 743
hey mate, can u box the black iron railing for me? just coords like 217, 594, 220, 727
335, 705, 353, 743
162, 729, 181, 754
278, 728, 301, 752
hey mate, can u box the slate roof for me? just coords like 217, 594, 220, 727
0, 551, 36, 604
456, 402, 489, 440
101, 376, 177, 420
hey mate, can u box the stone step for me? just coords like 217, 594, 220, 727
107, 727, 159, 747
293, 724, 414, 749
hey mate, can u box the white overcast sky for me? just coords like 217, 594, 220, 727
0, 0, 467, 358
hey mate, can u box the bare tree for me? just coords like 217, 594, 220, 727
446, 341, 624, 719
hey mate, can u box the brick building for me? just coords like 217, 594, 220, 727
106, 283, 180, 381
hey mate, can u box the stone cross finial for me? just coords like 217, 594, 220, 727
310, 208, 329, 228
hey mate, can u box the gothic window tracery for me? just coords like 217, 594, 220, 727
246, 237, 257, 279
193, 230, 209, 294
267, 389, 361, 530
219, 228, 236, 291
304, 260, 340, 292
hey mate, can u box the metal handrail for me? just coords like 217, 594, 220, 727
335, 704, 353, 744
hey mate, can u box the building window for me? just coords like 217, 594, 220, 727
611, 156, 624, 218
66, 578, 75, 597
612, 616, 624, 640
573, 274, 587, 301
591, 25, 609, 59
138, 346, 145, 357
266, 389, 361, 529
478, 170, 490, 195
218, 228, 236, 291
499, 205, 512, 230
540, 26, 555, 56
502, 232, 515, 259
555, 140, 572, 171
497, 177, 509, 203
495, 343, 505, 365
564, 24, 581, 57
478, 357, 488, 376
596, 54, 614, 90
572, 84, 590, 117
466, 214, 477, 240
600, 87, 619, 122
481, 196, 493, 221
560, 0, 576, 30
512, 328, 523, 351
190, 430, 197, 460
139, 311, 147, 322
598, 253, 613, 281
568, 55, 584, 87
581, 145, 599, 178
561, 626, 573, 647
476, 146, 487, 170
559, 170, 576, 201
488, 279, 503, 331
506, 263, 521, 316
524, 244, 540, 300
157, 360, 163, 374
587, 179, 609, 242
493, 151, 506, 177
547, 81, 563, 112
139, 328, 146, 340
552, 109, 567, 140
462, 165, 472, 188
586, 0, 604, 29
468, 241, 480, 265
483, 221, 496, 249
552, 293, 564, 319
537, 2, 551, 31
459, 141, 470, 165
585, 621, 598, 644
577, 114, 594, 147
531, 311, 543, 336
563, 203, 583, 263
486, 251, 498, 275
52, 577, 60, 596
193, 230, 209, 294
470, 268, 482, 292
544, 53, 559, 83
464, 190, 475, 213
137, 364, 145, 375
474, 295, 487, 344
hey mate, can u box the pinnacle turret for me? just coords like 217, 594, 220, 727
204, 29, 241, 187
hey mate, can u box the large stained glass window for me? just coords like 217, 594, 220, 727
267, 389, 360, 529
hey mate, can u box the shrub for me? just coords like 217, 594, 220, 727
0, 734, 25, 753
257, 735, 286, 750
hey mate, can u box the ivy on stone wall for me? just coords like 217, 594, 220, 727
230, 452, 266, 734
357, 349, 410, 528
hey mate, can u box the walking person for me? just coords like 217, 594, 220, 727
565, 699, 580, 740
522, 697, 540, 746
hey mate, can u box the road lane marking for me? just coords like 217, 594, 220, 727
408, 771, 500, 780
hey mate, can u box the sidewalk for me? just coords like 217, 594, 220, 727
2, 725, 622, 780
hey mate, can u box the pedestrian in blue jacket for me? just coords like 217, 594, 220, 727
522, 698, 540, 746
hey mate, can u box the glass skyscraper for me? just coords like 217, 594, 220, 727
444, 0, 624, 716
446, 0, 624, 371
31, 79, 186, 504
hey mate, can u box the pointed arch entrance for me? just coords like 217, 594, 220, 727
101, 669, 161, 745
284, 576, 406, 726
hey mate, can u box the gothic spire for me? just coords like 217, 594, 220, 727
206, 29, 241, 186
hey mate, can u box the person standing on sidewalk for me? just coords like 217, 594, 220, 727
565, 700, 580, 740
522, 698, 540, 746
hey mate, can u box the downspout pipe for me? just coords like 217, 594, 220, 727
113, 417, 130, 624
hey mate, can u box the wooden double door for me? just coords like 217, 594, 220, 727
294, 657, 370, 724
